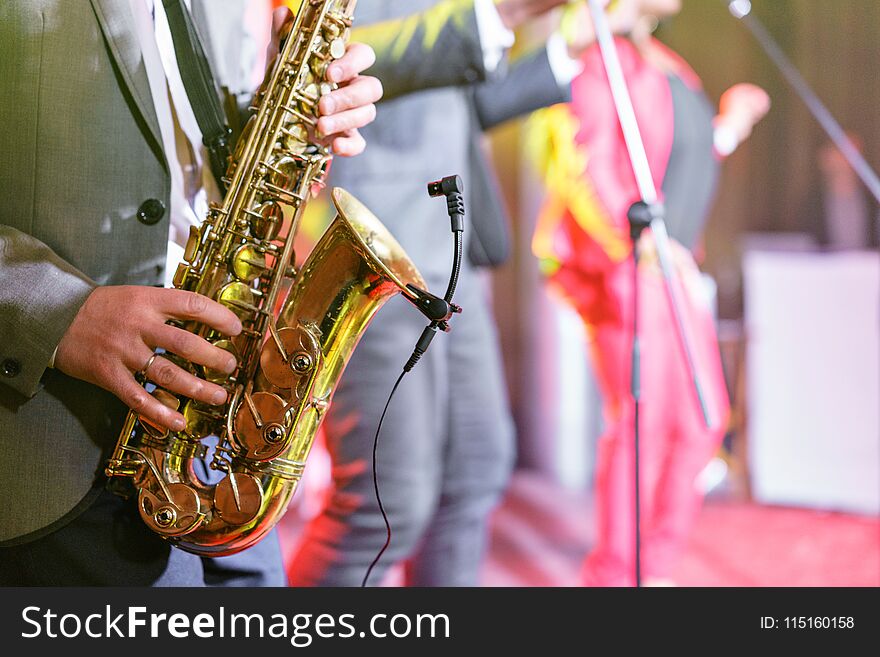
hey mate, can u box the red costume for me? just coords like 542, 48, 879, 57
531, 38, 731, 586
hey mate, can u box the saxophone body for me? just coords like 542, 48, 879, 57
106, 0, 424, 556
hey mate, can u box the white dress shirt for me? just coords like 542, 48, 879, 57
131, 0, 224, 287
474, 0, 583, 83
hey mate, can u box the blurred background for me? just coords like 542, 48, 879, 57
280, 0, 880, 586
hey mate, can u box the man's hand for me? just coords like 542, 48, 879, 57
317, 43, 381, 156
269, 7, 382, 157
716, 83, 771, 143
54, 287, 243, 432
562, 0, 639, 58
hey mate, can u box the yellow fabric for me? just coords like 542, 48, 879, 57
526, 105, 629, 274
350, 0, 474, 65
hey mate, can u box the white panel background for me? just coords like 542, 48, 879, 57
744, 250, 880, 514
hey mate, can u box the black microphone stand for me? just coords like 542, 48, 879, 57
586, 0, 716, 588
723, 0, 880, 205
627, 201, 655, 589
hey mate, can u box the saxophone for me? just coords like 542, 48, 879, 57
106, 0, 425, 556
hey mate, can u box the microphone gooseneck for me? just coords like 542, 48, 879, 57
403, 176, 465, 373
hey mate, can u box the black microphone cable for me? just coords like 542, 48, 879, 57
360, 369, 405, 589
361, 176, 465, 588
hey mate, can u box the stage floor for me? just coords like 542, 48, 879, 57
483, 472, 880, 587
279, 471, 880, 587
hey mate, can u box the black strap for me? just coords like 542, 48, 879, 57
162, 0, 232, 191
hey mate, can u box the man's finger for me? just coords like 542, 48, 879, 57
270, 7, 293, 51
154, 289, 242, 337
271, 6, 292, 35
326, 42, 376, 84
317, 104, 377, 140
146, 324, 237, 375
132, 353, 229, 407
331, 129, 367, 157
319, 75, 383, 116
114, 368, 187, 432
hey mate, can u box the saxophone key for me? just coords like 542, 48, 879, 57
172, 262, 192, 289
233, 115, 257, 162
281, 124, 309, 155
138, 483, 203, 537
280, 104, 317, 126
266, 156, 306, 191
216, 281, 258, 320
299, 83, 320, 103
230, 244, 267, 283
310, 55, 329, 79
183, 225, 202, 263
329, 38, 346, 60
214, 473, 263, 526
249, 200, 284, 241
182, 399, 219, 440
322, 18, 341, 39
233, 391, 291, 461
260, 325, 321, 390
258, 183, 304, 206
203, 339, 240, 384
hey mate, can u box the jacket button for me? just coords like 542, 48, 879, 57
137, 199, 166, 226
1, 358, 21, 378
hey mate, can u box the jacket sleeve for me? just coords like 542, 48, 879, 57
471, 45, 572, 131
352, 0, 488, 102
0, 226, 96, 398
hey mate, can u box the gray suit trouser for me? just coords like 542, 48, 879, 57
288, 261, 515, 586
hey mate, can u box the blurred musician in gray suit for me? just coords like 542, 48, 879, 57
288, 0, 583, 586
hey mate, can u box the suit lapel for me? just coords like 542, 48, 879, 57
89, 0, 165, 163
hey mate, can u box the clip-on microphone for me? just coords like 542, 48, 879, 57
402, 175, 465, 372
